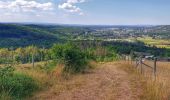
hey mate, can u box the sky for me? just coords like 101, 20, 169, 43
0, 0, 170, 25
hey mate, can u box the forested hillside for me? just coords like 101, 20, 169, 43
1, 23, 170, 48
0, 23, 93, 48
0, 24, 63, 48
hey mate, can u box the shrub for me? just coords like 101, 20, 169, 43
0, 65, 38, 99
51, 43, 88, 73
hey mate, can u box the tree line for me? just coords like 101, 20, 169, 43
0, 46, 51, 64
1, 40, 169, 65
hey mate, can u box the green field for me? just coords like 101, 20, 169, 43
136, 37, 170, 49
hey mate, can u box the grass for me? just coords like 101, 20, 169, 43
0, 72, 39, 99
0, 61, 59, 100
0, 60, 96, 100
0, 91, 12, 100
2, 59, 170, 100
136, 37, 170, 48
119, 60, 170, 100
16, 61, 59, 89
30, 61, 97, 99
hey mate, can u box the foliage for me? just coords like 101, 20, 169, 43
51, 43, 88, 73
0, 24, 65, 48
102, 41, 169, 57
85, 46, 119, 62
0, 46, 51, 64
0, 66, 15, 78
0, 65, 38, 99
0, 91, 12, 100
0, 40, 170, 66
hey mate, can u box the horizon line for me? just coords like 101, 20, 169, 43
0, 22, 170, 26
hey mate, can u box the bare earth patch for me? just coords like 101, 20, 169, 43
32, 62, 142, 100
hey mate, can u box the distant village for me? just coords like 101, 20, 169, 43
74, 25, 170, 40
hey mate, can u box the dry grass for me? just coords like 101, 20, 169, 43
32, 61, 141, 100
31, 64, 96, 100
87, 60, 98, 69
16, 61, 97, 83
7, 60, 170, 99
143, 61, 170, 99
17, 62, 46, 69
120, 60, 170, 100
13, 61, 97, 100
23, 69, 56, 88
13, 62, 60, 97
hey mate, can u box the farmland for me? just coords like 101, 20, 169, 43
136, 37, 170, 49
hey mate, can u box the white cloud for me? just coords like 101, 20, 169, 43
58, 0, 85, 15
67, 0, 85, 4
0, 0, 54, 13
58, 3, 81, 13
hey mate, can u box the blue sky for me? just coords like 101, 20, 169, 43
0, 0, 170, 25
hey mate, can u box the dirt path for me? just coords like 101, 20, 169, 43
32, 62, 141, 100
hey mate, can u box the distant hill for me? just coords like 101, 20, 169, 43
0, 23, 94, 48
1, 23, 170, 48
0, 24, 65, 48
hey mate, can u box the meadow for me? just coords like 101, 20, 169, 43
136, 37, 170, 49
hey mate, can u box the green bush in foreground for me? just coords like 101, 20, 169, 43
0, 66, 38, 99
51, 43, 88, 73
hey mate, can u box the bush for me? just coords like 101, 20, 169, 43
51, 43, 88, 73
0, 65, 38, 99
